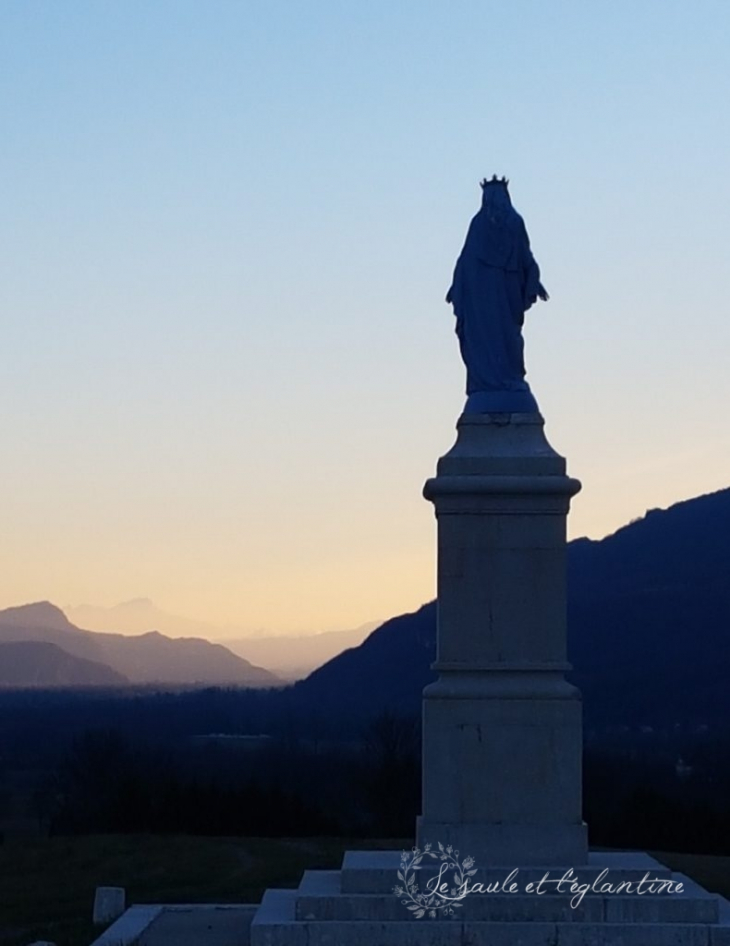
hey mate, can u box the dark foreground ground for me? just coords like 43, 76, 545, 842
0, 834, 407, 946
2, 835, 730, 946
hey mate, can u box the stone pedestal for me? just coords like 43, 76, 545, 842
417, 411, 587, 865
246, 411, 730, 944
248, 851, 730, 945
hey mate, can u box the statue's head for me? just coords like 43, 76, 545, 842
479, 175, 512, 216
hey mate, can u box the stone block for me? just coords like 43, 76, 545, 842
93, 886, 126, 924
250, 890, 307, 946
89, 906, 163, 946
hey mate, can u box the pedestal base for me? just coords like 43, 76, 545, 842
250, 850, 730, 945
93, 850, 730, 945
419, 676, 587, 865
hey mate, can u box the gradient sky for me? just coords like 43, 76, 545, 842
2, 1, 729, 635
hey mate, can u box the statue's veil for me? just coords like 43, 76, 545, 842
468, 180, 522, 270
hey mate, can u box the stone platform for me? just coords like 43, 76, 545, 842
250, 850, 730, 946
90, 850, 730, 945
90, 904, 257, 946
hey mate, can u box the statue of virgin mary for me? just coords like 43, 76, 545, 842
446, 177, 548, 413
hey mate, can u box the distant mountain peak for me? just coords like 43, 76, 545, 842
64, 599, 222, 638
0, 600, 280, 688
0, 601, 74, 631
117, 597, 156, 609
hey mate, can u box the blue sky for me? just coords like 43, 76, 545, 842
1, 1, 729, 633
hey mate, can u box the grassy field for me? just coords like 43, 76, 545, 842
2, 835, 729, 946
0, 834, 407, 946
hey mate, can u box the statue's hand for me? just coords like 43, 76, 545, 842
538, 287, 550, 302
445, 288, 453, 304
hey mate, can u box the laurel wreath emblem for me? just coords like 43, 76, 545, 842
393, 842, 476, 919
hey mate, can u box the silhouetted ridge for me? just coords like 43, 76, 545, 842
296, 488, 730, 726
296, 602, 436, 716
0, 641, 128, 687
0, 604, 279, 688
567, 488, 730, 723
0, 601, 75, 632
569, 487, 730, 601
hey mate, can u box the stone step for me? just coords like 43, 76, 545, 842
294, 869, 719, 924
250, 889, 301, 946
251, 862, 730, 946
340, 849, 675, 894
137, 904, 258, 945
253, 896, 730, 946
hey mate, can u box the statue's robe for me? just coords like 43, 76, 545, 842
447, 193, 545, 396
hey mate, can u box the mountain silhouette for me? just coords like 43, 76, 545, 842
295, 488, 730, 726
295, 603, 435, 715
0, 641, 128, 687
66, 600, 381, 678
0, 602, 279, 688
567, 487, 730, 723
0, 601, 76, 632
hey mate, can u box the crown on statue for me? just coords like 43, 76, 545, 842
480, 174, 509, 188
